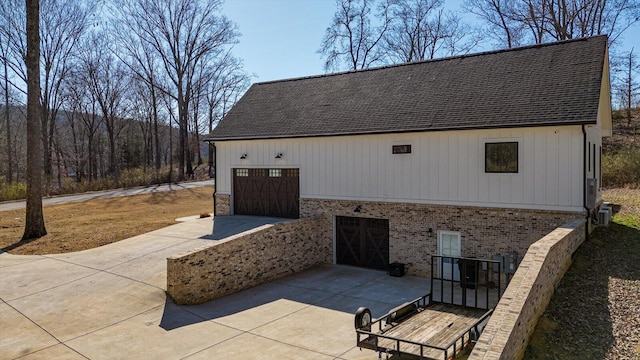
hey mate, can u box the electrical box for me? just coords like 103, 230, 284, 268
504, 252, 518, 274
586, 178, 597, 209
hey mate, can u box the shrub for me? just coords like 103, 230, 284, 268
0, 181, 27, 202
602, 146, 640, 188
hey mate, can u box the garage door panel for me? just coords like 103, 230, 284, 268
336, 216, 389, 270
233, 168, 299, 218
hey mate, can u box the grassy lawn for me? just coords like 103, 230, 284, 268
525, 189, 640, 359
0, 186, 214, 255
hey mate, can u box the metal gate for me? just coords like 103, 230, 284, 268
233, 168, 299, 218
336, 216, 389, 270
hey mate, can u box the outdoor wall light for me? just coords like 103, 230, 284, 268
275, 153, 283, 159
354, 205, 362, 213
240, 153, 247, 159
428, 228, 433, 237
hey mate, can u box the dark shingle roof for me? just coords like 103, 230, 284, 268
207, 36, 607, 141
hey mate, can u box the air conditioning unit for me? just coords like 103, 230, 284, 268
597, 209, 611, 226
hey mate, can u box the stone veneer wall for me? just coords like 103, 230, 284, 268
468, 218, 586, 360
214, 194, 230, 216
301, 198, 583, 277
166, 216, 331, 305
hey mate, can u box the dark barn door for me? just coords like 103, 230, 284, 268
233, 168, 299, 218
336, 216, 389, 270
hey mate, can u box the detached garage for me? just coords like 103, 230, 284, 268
206, 37, 611, 277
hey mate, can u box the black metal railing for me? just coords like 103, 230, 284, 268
430, 255, 503, 310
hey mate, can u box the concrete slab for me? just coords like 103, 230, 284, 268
273, 265, 385, 294
47, 234, 191, 271
183, 333, 334, 360
336, 346, 386, 359
146, 218, 215, 239
0, 254, 45, 269
0, 257, 97, 301
65, 304, 241, 360
251, 305, 356, 357
107, 239, 211, 289
12, 344, 86, 360
342, 272, 430, 305
0, 302, 59, 359
9, 271, 165, 342
209, 298, 314, 332
183, 281, 333, 330
205, 215, 289, 240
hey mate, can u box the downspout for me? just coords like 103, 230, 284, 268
582, 125, 590, 239
212, 142, 217, 217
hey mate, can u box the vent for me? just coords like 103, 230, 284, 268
392, 144, 412, 154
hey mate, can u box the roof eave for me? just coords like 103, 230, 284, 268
204, 119, 597, 142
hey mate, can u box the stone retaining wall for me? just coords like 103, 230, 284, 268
469, 218, 586, 360
166, 216, 330, 305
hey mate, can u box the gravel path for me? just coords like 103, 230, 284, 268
525, 189, 640, 360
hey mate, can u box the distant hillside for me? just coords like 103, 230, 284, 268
603, 108, 639, 188
605, 108, 639, 152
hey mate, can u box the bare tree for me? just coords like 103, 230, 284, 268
383, 0, 480, 62
114, 0, 239, 180
320, 0, 391, 71
1, 37, 12, 183
204, 52, 250, 175
80, 32, 129, 184
38, 0, 91, 178
0, 1, 27, 92
464, 0, 525, 48
0, 1, 26, 184
465, 0, 640, 47
618, 48, 639, 127
0, 0, 92, 179
23, 0, 46, 240
110, 21, 166, 173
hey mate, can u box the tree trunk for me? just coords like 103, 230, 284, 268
3, 59, 12, 184
23, 0, 47, 240
177, 87, 185, 181
151, 84, 161, 171
626, 49, 633, 127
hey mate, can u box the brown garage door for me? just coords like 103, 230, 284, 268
233, 168, 299, 218
336, 216, 389, 270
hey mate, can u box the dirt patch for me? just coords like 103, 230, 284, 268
0, 187, 214, 255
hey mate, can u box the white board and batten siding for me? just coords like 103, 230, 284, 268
216, 126, 586, 212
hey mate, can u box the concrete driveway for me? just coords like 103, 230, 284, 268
0, 216, 429, 360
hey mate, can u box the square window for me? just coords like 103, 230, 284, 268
269, 169, 282, 177
485, 142, 518, 173
236, 169, 248, 177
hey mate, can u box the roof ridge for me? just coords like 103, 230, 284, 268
254, 35, 607, 86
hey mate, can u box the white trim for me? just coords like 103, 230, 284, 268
437, 230, 461, 281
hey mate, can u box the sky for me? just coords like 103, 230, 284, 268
223, 0, 640, 84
